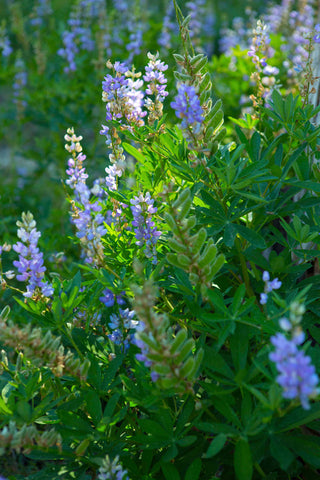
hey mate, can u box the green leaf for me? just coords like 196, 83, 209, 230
271, 90, 285, 119
230, 324, 249, 372
285, 435, 320, 468
83, 390, 102, 426
185, 458, 202, 480
16, 400, 32, 422
234, 439, 253, 480
235, 224, 266, 249
275, 403, 320, 432
161, 462, 181, 480
177, 435, 197, 447
0, 397, 12, 415
203, 433, 227, 458
224, 222, 237, 247
270, 436, 294, 470
249, 131, 261, 161
123, 142, 145, 163
280, 143, 306, 180
231, 284, 246, 314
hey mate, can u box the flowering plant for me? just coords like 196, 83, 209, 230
1, 1, 320, 480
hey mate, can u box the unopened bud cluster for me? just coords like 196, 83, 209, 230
0, 312, 90, 381
0, 421, 61, 455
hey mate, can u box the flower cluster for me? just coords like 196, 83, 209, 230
57, 5, 95, 73
13, 57, 27, 112
126, 19, 143, 63
12, 212, 53, 298
130, 192, 161, 264
158, 2, 176, 51
65, 128, 108, 265
143, 52, 168, 123
99, 287, 125, 308
269, 302, 319, 410
0, 25, 12, 57
260, 271, 281, 304
108, 308, 140, 351
171, 84, 203, 133
101, 61, 146, 189
186, 0, 206, 44
314, 24, 320, 44
98, 455, 129, 480
248, 20, 273, 69
102, 61, 145, 127
30, 0, 52, 27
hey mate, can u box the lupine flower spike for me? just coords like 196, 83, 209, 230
13, 212, 53, 298
269, 302, 319, 410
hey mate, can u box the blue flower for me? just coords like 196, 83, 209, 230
171, 84, 203, 131
270, 332, 318, 409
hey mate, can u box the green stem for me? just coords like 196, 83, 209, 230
235, 238, 255, 297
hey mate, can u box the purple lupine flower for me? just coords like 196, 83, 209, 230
58, 30, 79, 72
65, 128, 109, 265
12, 212, 53, 298
158, 1, 176, 50
13, 58, 27, 108
102, 61, 145, 127
105, 164, 123, 191
143, 52, 168, 103
100, 288, 126, 307
108, 308, 138, 350
247, 20, 273, 70
30, 0, 52, 26
171, 84, 203, 132
270, 332, 319, 409
100, 288, 115, 307
186, 0, 206, 40
260, 271, 281, 304
101, 60, 146, 190
314, 24, 320, 43
98, 454, 129, 480
126, 21, 143, 63
130, 192, 161, 264
57, 4, 96, 73
0, 26, 12, 57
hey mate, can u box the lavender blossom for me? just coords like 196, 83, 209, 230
269, 301, 318, 409
102, 61, 145, 127
260, 271, 281, 304
270, 332, 318, 409
126, 21, 143, 63
13, 58, 27, 111
143, 52, 168, 123
100, 288, 126, 307
12, 212, 53, 298
108, 308, 139, 350
58, 30, 78, 73
30, 0, 52, 27
144, 52, 168, 102
186, 0, 206, 43
98, 455, 129, 480
57, 5, 95, 73
130, 192, 161, 264
101, 61, 145, 190
65, 128, 108, 265
0, 25, 12, 57
247, 20, 273, 69
171, 84, 203, 132
158, 2, 176, 51
314, 24, 320, 44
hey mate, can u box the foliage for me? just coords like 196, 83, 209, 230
1, 1, 320, 479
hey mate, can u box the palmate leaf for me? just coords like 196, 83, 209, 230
234, 439, 253, 480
